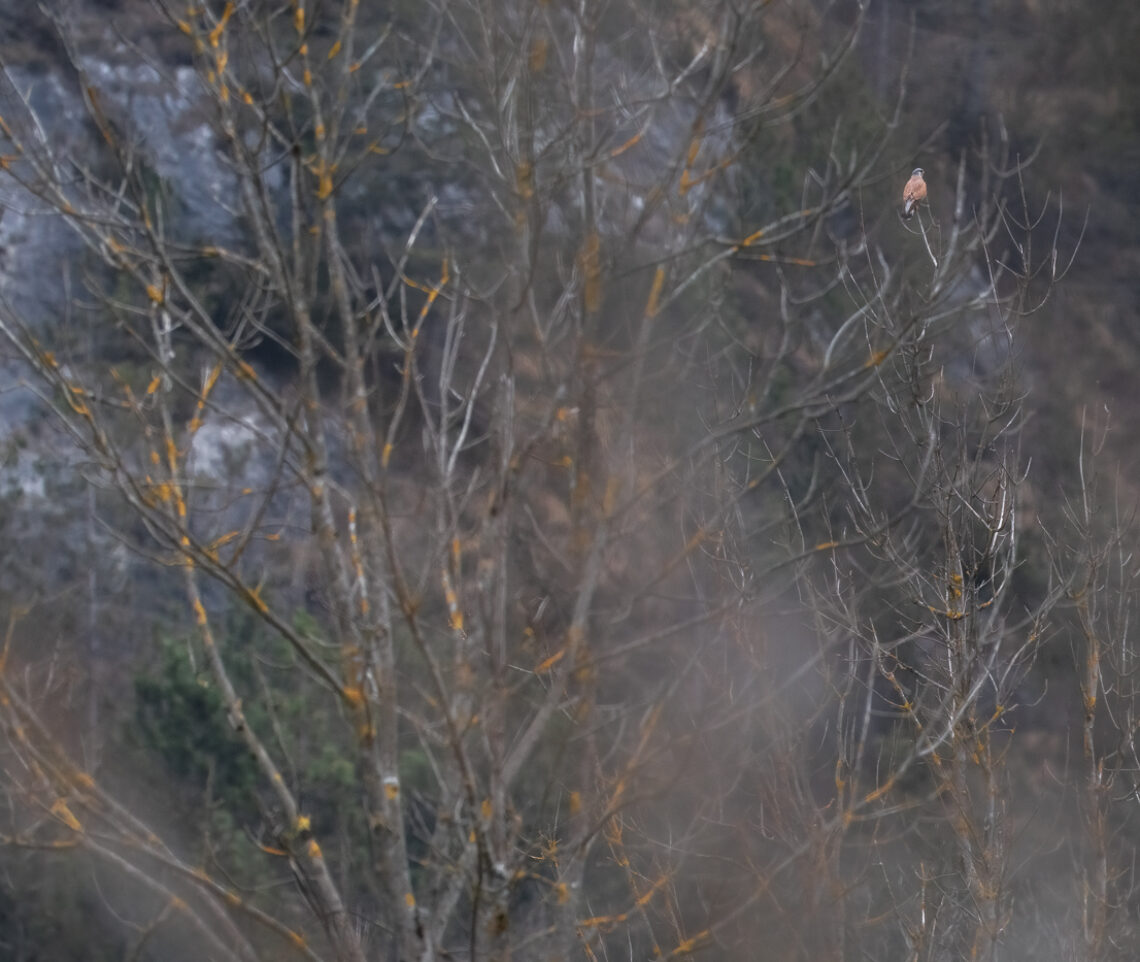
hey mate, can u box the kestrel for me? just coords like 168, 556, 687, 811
902, 167, 926, 219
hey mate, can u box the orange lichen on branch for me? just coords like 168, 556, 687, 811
147, 480, 172, 507
516, 161, 534, 200
84, 85, 117, 146
579, 232, 602, 312
749, 253, 818, 267
609, 126, 646, 160
208, 2, 234, 48
644, 265, 666, 318
579, 873, 671, 930
207, 530, 239, 554
316, 166, 333, 200
680, 155, 734, 196
244, 584, 269, 615
10, 837, 79, 850
63, 384, 92, 419
669, 930, 710, 956
678, 131, 702, 196
417, 259, 449, 323
188, 362, 224, 435
535, 649, 565, 674
50, 799, 82, 832
348, 506, 362, 556
442, 570, 464, 633
862, 773, 898, 804
163, 434, 180, 473
865, 348, 890, 368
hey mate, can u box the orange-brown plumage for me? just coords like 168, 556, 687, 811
902, 167, 926, 219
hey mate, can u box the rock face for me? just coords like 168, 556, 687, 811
79, 58, 240, 240
0, 2, 740, 481
0, 68, 84, 322
0, 58, 235, 317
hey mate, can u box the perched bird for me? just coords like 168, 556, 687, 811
902, 167, 926, 219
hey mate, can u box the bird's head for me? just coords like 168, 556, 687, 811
912, 167, 924, 177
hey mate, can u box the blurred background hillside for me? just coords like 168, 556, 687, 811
0, 1, 1138, 960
